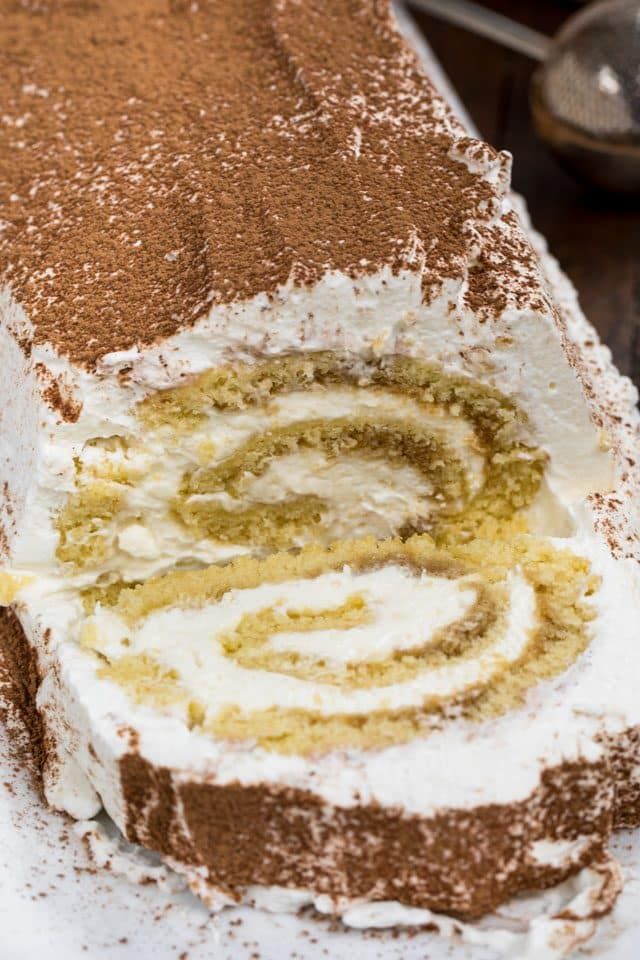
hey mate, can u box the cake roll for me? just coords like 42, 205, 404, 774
1, 0, 640, 925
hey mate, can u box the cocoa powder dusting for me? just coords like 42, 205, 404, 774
0, 608, 45, 787
0, 0, 515, 368
0, 524, 9, 559
464, 212, 547, 319
35, 364, 82, 421
119, 751, 617, 919
1, 483, 16, 559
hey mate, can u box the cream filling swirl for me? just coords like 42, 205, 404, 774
54, 353, 551, 582
79, 534, 597, 755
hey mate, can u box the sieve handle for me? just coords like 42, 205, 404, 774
406, 0, 552, 62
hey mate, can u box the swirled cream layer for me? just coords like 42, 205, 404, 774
75, 535, 596, 754
53, 354, 553, 584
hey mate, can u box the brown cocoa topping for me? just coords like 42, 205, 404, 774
0, 0, 529, 368
0, 608, 45, 786
120, 751, 615, 919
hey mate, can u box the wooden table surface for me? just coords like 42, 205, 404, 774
411, 0, 640, 387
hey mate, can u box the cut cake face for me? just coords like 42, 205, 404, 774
1, 0, 640, 926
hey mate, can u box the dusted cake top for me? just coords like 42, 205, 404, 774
0, 0, 545, 367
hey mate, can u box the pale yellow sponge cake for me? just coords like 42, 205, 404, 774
0, 0, 639, 943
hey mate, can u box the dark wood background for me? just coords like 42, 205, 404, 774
411, 0, 640, 386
